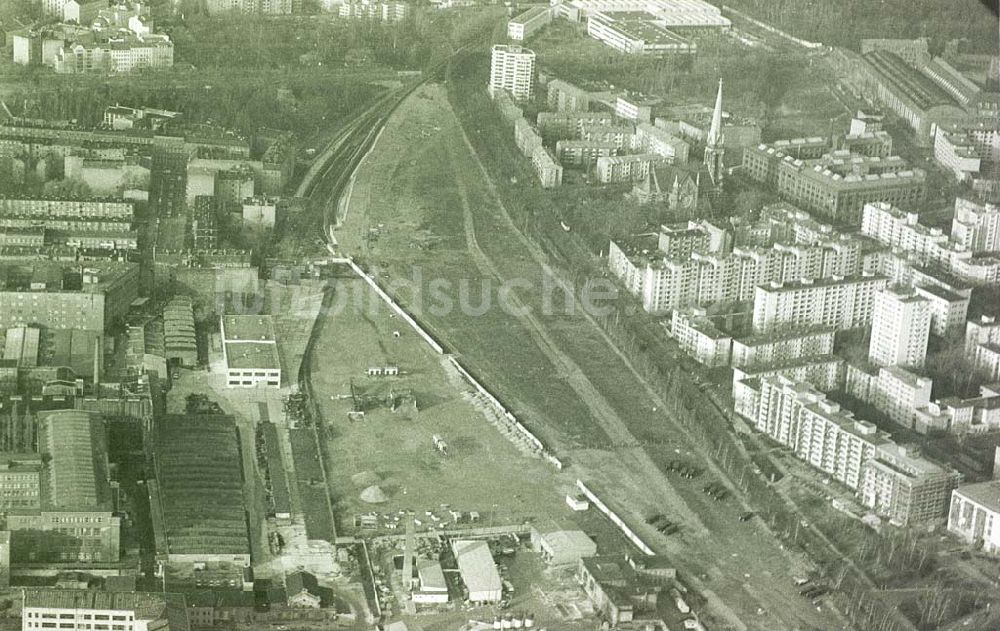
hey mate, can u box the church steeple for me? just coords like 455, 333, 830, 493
704, 78, 725, 186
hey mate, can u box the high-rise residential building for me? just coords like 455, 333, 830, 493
868, 287, 931, 368
730, 326, 836, 369
751, 274, 888, 333
735, 375, 957, 524
861, 443, 960, 526
670, 307, 732, 367
489, 45, 535, 102
609, 233, 866, 314
949, 481, 1000, 554
951, 197, 1000, 253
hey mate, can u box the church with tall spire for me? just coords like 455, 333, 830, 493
703, 78, 725, 186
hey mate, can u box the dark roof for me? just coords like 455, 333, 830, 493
286, 571, 319, 596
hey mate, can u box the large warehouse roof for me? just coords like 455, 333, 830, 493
153, 415, 249, 557
38, 410, 111, 511
452, 540, 502, 596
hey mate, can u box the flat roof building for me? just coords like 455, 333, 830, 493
508, 6, 551, 41
21, 589, 191, 631
949, 481, 1000, 554
219, 315, 280, 388
489, 45, 535, 102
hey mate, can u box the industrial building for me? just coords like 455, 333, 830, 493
219, 315, 281, 388
451, 540, 502, 603
149, 415, 250, 566
507, 6, 551, 41
21, 589, 191, 631
530, 527, 597, 566
4, 410, 121, 565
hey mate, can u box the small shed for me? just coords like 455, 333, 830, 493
531, 527, 598, 566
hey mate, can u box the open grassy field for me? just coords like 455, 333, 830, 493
337, 81, 845, 630
308, 274, 582, 533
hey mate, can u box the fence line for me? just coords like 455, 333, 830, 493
342, 258, 563, 470
576, 479, 655, 556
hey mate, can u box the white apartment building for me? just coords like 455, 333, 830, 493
508, 6, 551, 41
489, 45, 535, 102
861, 444, 960, 526
670, 307, 732, 367
868, 287, 931, 368
596, 153, 666, 183
862, 200, 1000, 285
913, 284, 968, 338
610, 237, 865, 314
736, 375, 955, 523
933, 129, 982, 182
54, 34, 173, 74
752, 274, 888, 334
615, 95, 657, 123
531, 146, 563, 188
949, 482, 1000, 554
966, 315, 1000, 381
339, 1, 408, 21
861, 202, 950, 267
634, 123, 690, 163
731, 355, 843, 393
966, 315, 1000, 354
952, 197, 1000, 253
735, 376, 887, 491
873, 365, 933, 429
730, 326, 836, 369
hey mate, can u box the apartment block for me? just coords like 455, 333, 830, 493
731, 326, 836, 369
951, 197, 1000, 253
868, 287, 931, 368
508, 6, 551, 41
531, 146, 563, 188
949, 481, 1000, 554
546, 79, 591, 112
614, 95, 659, 123
913, 284, 969, 338
731, 355, 844, 393
0, 261, 139, 332
339, 1, 408, 20
670, 307, 732, 367
536, 112, 616, 141
610, 235, 866, 314
736, 375, 956, 523
752, 274, 888, 333
861, 444, 960, 526
735, 376, 888, 490
633, 123, 689, 163
596, 154, 667, 183
489, 45, 535, 102
743, 140, 926, 225
555, 140, 618, 167
22, 589, 188, 631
